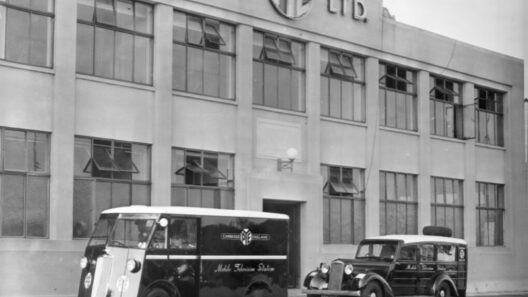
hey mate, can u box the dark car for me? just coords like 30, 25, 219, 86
302, 227, 467, 297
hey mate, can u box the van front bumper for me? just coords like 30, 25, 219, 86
302, 289, 360, 296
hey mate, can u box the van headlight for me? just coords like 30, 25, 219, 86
127, 259, 141, 273
84, 272, 92, 289
319, 262, 330, 274
344, 264, 354, 275
80, 257, 89, 269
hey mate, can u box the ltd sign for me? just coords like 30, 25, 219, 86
270, 0, 367, 21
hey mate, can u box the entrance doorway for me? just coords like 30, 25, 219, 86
263, 200, 301, 288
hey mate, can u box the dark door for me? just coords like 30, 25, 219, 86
263, 200, 301, 288
392, 244, 419, 296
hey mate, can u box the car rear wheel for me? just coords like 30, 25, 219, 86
436, 283, 451, 297
145, 288, 170, 297
361, 282, 383, 297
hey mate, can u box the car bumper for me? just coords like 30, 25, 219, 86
302, 289, 360, 296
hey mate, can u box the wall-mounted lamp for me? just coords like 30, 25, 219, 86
277, 148, 298, 172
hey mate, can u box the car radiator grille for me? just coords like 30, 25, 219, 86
328, 261, 344, 290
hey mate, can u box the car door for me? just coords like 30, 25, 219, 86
392, 244, 419, 296
417, 244, 436, 295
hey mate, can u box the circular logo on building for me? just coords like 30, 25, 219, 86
270, 0, 313, 20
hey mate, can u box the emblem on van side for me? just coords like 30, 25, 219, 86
269, 0, 313, 20
221, 228, 271, 246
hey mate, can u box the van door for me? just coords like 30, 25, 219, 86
392, 244, 419, 295
167, 217, 200, 297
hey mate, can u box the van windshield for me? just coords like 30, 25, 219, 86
88, 216, 117, 247
356, 241, 397, 261
109, 218, 156, 249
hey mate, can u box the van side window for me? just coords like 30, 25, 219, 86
420, 244, 435, 262
149, 225, 166, 249
169, 218, 197, 250
399, 245, 417, 261
437, 245, 456, 262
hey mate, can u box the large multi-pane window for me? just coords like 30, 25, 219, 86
253, 31, 305, 112
0, 128, 50, 238
430, 76, 463, 138
475, 86, 503, 146
76, 0, 153, 84
321, 165, 365, 244
320, 48, 365, 122
380, 171, 418, 235
476, 182, 504, 246
379, 63, 417, 131
172, 11, 235, 99
73, 137, 151, 238
431, 177, 464, 238
0, 0, 54, 67
171, 148, 234, 209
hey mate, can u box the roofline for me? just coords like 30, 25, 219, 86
102, 205, 290, 220
364, 234, 467, 245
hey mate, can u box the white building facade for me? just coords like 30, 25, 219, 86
0, 0, 526, 296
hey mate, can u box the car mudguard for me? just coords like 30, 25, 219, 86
428, 273, 459, 297
303, 270, 321, 288
355, 272, 394, 297
142, 280, 180, 297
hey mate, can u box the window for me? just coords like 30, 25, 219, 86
321, 165, 365, 244
419, 244, 435, 262
430, 76, 463, 138
0, 128, 50, 238
73, 137, 151, 238
0, 0, 54, 67
431, 177, 464, 238
320, 48, 365, 122
253, 31, 305, 112
399, 245, 417, 261
168, 218, 197, 250
437, 245, 456, 262
475, 86, 503, 146
379, 63, 417, 131
76, 0, 153, 84
476, 182, 504, 246
380, 171, 418, 235
172, 148, 234, 209
173, 11, 235, 99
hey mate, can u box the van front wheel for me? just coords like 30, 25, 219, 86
145, 288, 170, 297
436, 283, 451, 297
360, 282, 383, 297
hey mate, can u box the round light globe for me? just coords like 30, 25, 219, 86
286, 148, 298, 160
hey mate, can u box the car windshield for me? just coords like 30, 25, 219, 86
108, 218, 156, 249
356, 241, 398, 261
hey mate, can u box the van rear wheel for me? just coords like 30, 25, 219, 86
145, 288, 170, 297
436, 283, 451, 297
360, 282, 383, 297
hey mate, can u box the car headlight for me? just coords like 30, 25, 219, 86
344, 264, 354, 275
319, 262, 330, 274
80, 257, 89, 269
127, 259, 141, 273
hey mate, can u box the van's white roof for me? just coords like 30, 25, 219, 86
363, 234, 467, 245
102, 205, 289, 220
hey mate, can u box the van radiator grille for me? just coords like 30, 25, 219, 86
328, 261, 344, 290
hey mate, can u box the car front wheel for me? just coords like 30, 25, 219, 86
436, 283, 451, 297
360, 282, 383, 297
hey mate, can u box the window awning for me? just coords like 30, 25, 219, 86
175, 160, 227, 179
83, 147, 139, 174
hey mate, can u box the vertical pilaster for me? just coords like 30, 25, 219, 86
305, 42, 321, 175
417, 70, 431, 232
462, 82, 477, 245
150, 4, 173, 206
234, 24, 253, 210
364, 57, 380, 237
49, 0, 77, 240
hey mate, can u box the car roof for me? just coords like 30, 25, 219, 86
102, 205, 290, 220
362, 234, 467, 245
